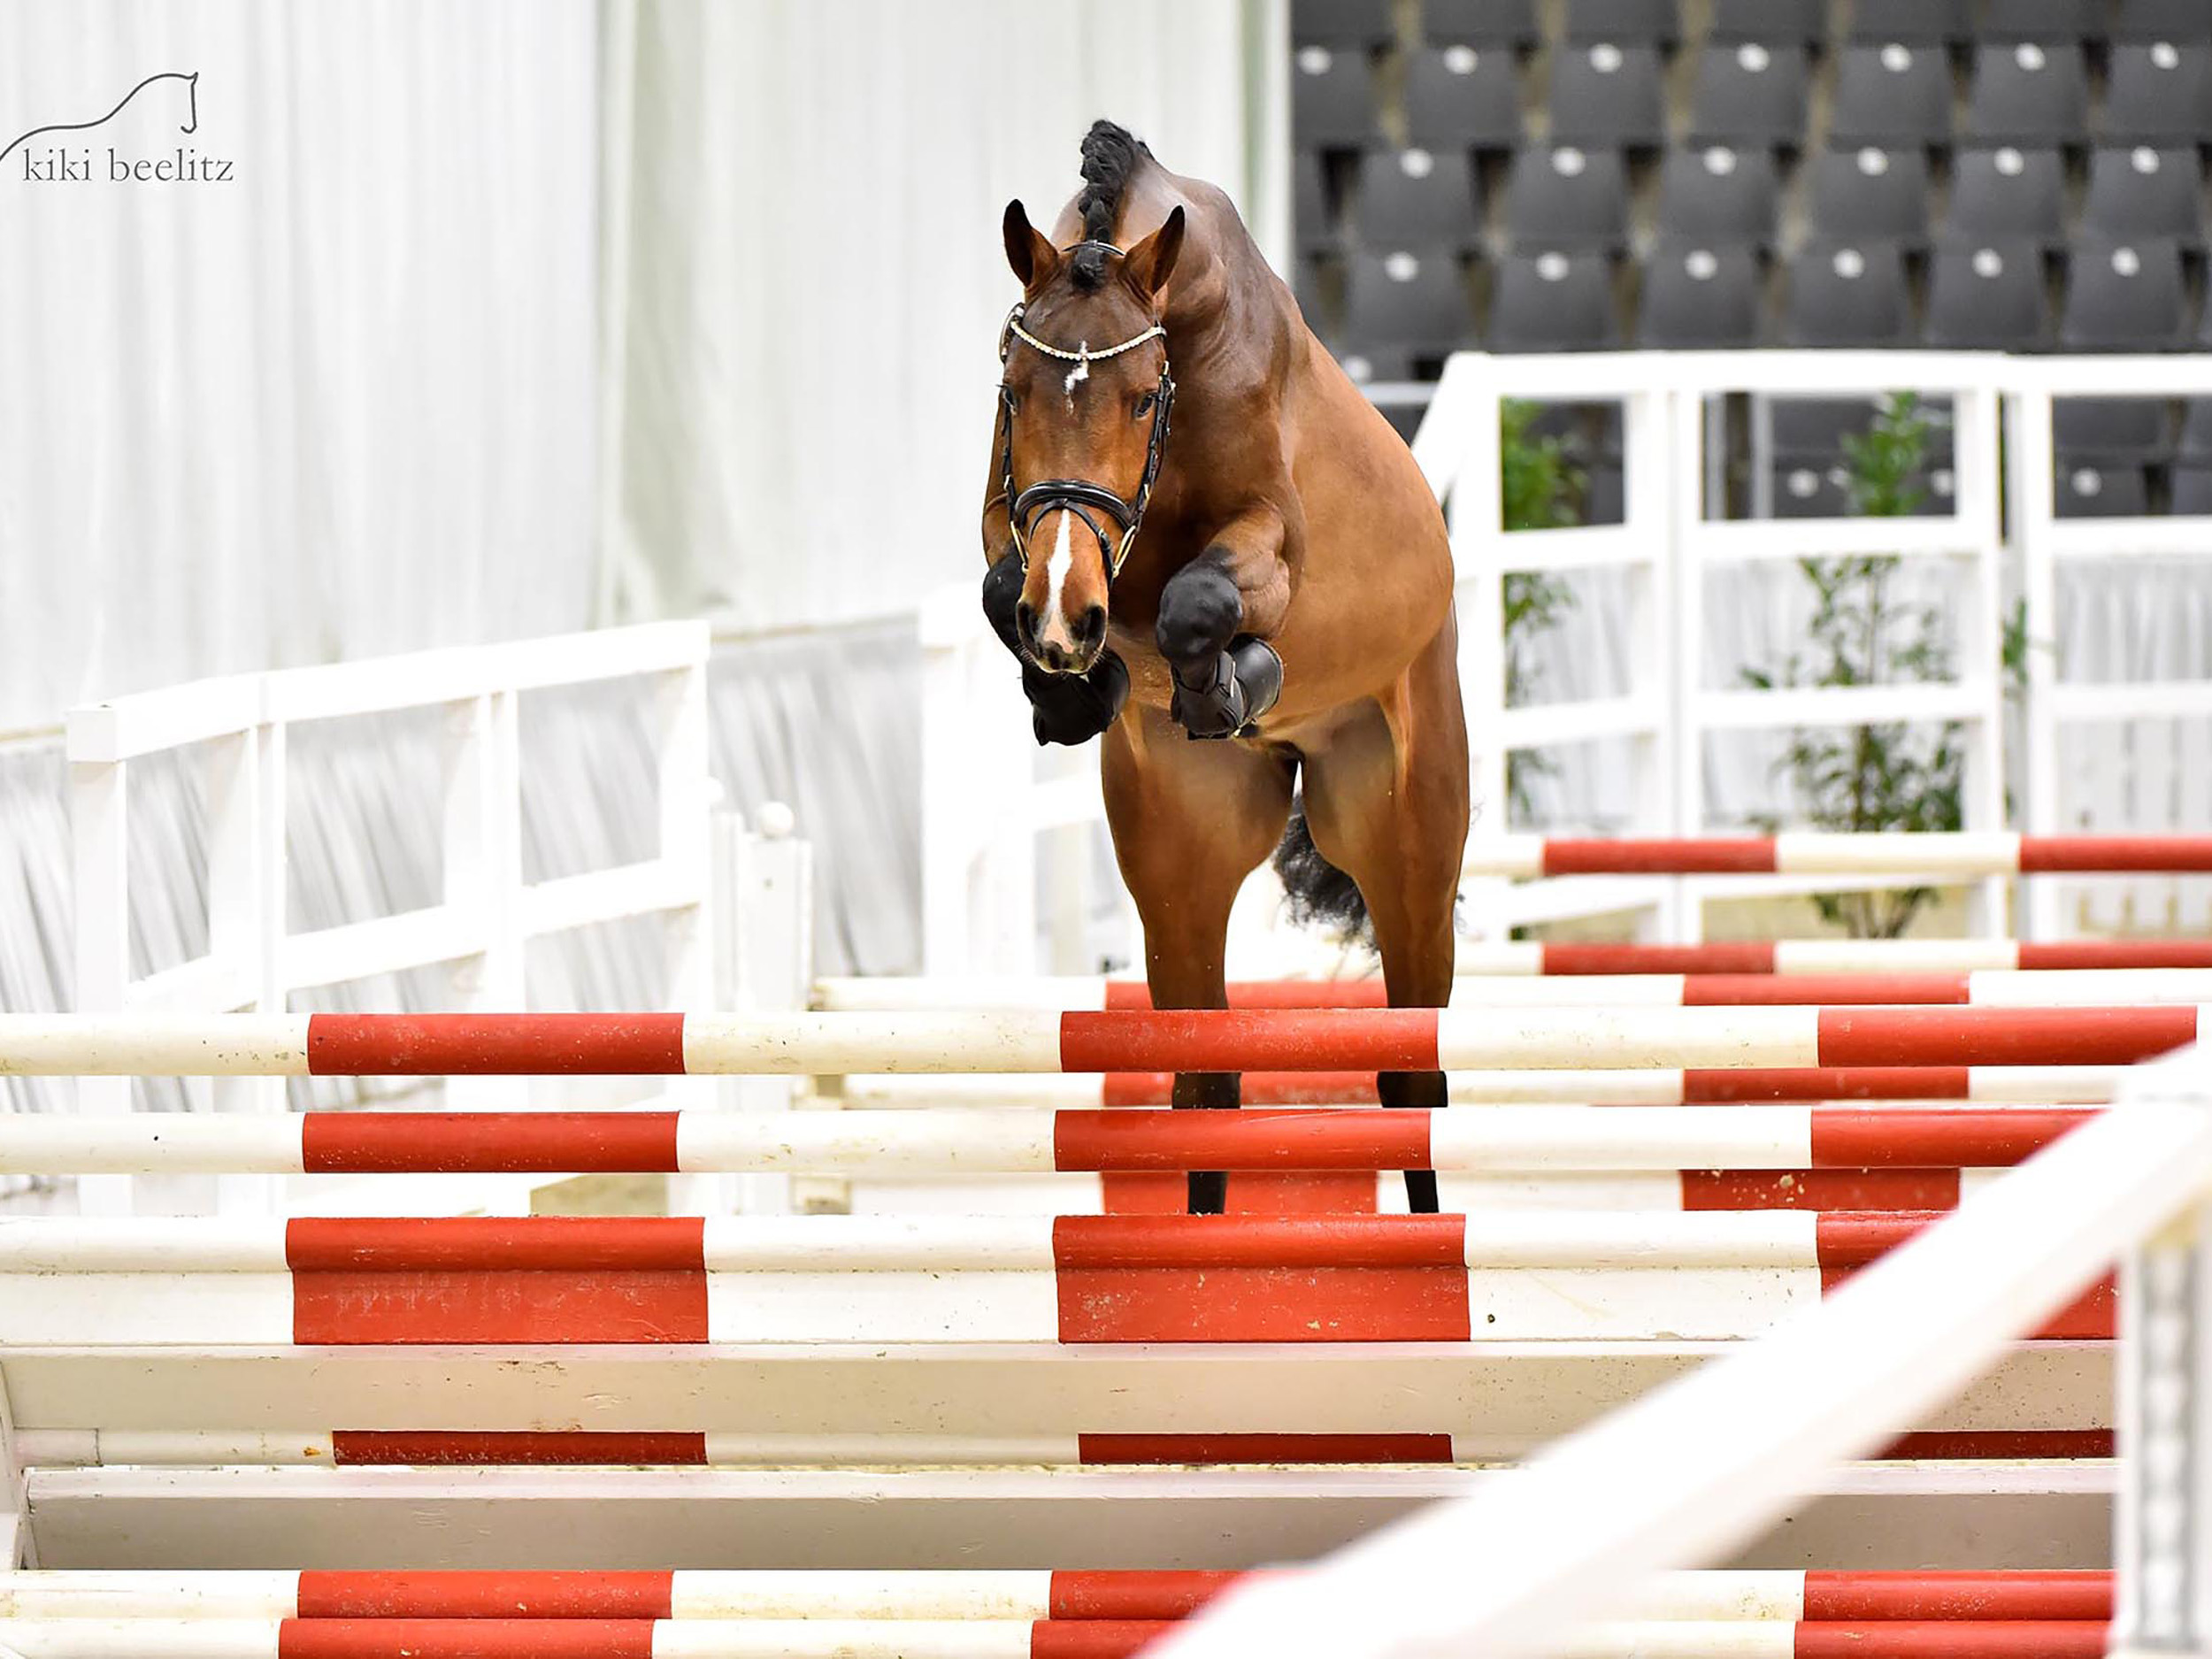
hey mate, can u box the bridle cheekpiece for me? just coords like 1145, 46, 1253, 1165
993, 240, 1176, 584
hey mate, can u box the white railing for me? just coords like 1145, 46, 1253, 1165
921, 351, 2212, 975
1154, 1041, 2212, 1659
66, 624, 719, 1216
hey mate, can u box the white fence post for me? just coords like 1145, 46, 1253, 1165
2012, 382, 2063, 943
1955, 380, 2011, 939
714, 806, 810, 1217
204, 726, 282, 1215
2111, 1087, 2212, 1655
68, 755, 133, 1217
442, 690, 526, 1118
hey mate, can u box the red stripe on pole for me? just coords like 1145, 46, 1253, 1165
1056, 1216, 1471, 1343
1684, 974, 1972, 1007
1103, 1071, 1376, 1106
1792, 1623, 2108, 1658
1684, 1068, 1973, 1103
2020, 835, 2212, 872
1079, 1432, 1455, 1465
1060, 1010, 1440, 1074
331, 1432, 707, 1467
289, 1218, 708, 1346
1048, 1571, 1246, 1621
1054, 1110, 1432, 1172
1815, 1006, 2198, 1068
279, 1622, 658, 1658
1541, 837, 1778, 875
1053, 1215, 1466, 1269
304, 1014, 687, 1076
1872, 1432, 2116, 1464
1681, 1169, 1962, 1212
1101, 1171, 1379, 1215
1543, 941, 1778, 975
2018, 941, 2212, 970
287, 1218, 706, 1272
1803, 1572, 2109, 1624
1029, 1623, 1179, 1659
301, 1113, 683, 1174
296, 1572, 676, 1620
1811, 1110, 2091, 1170
1816, 1212, 1944, 1268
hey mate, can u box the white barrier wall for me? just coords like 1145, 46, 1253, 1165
923, 351, 2212, 975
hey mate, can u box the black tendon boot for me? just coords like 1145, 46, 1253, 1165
1169, 636, 1283, 740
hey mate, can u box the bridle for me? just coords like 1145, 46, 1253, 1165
992, 242, 1176, 584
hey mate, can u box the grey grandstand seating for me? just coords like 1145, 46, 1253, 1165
1296, 154, 1334, 252
1423, 0, 1540, 49
1403, 46, 1524, 150
1293, 48, 1379, 149
1502, 146, 1632, 251
1924, 242, 2052, 350
1808, 148, 1932, 248
1489, 252, 1621, 350
1689, 42, 1811, 150
2102, 44, 2212, 145
1638, 243, 1763, 347
1708, 0, 1826, 49
1563, 0, 1680, 50
1772, 463, 1852, 517
1549, 44, 1669, 150
1830, 45, 1955, 150
2080, 147, 2206, 249
2112, 0, 2212, 42
2055, 463, 2152, 517
1655, 146, 1780, 248
1847, 0, 1974, 47
1342, 250, 1477, 377
1940, 148, 2066, 248
2180, 399, 2212, 461
1294, 0, 1395, 49
2174, 467, 2212, 514
2052, 399, 2173, 465
1963, 43, 2091, 148
1353, 148, 1482, 250
1783, 242, 1914, 347
2059, 239, 2193, 350
1982, 0, 2108, 43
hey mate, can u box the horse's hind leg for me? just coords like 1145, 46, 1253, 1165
1299, 617, 1471, 1212
1102, 710, 1296, 1215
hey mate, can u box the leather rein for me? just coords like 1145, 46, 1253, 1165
991, 243, 1176, 584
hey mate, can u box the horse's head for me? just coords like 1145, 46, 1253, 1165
995, 199, 1185, 674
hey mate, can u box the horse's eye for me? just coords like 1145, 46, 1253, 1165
1133, 391, 1156, 419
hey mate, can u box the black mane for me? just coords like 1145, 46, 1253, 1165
1072, 120, 1148, 291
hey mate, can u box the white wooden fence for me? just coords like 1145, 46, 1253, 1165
922, 351, 2212, 975
64, 624, 759, 1217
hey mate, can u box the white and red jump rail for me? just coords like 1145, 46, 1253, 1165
1463, 832, 2212, 879
0, 1569, 2118, 1658
0, 1006, 2204, 1074
0, 1209, 2117, 1345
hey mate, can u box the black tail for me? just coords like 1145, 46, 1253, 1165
1271, 802, 1370, 941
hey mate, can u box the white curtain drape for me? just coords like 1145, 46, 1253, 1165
597, 0, 1280, 629
0, 0, 599, 731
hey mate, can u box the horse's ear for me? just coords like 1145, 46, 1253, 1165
1122, 205, 1186, 303
1002, 200, 1059, 290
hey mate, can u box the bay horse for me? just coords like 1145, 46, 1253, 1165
979, 122, 1469, 1214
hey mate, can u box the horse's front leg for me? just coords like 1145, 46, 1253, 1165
1157, 506, 1294, 741
1102, 713, 1296, 1213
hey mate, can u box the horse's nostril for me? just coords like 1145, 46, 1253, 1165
1015, 602, 1038, 647
1078, 605, 1107, 647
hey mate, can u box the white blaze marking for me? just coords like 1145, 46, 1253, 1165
1043, 510, 1075, 647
